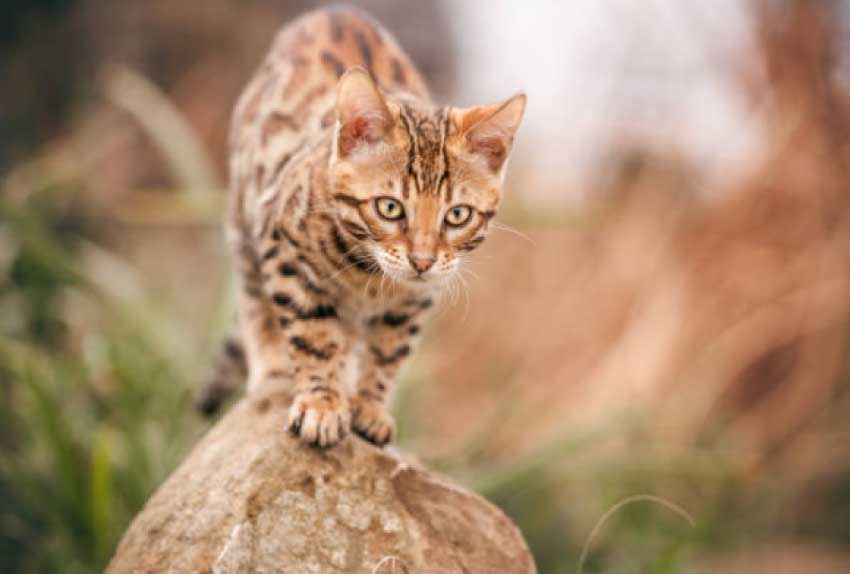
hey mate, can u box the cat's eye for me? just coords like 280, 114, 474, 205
444, 205, 472, 227
375, 197, 405, 221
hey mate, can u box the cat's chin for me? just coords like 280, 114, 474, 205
396, 274, 426, 285
395, 272, 439, 287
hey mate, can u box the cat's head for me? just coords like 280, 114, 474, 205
329, 67, 525, 286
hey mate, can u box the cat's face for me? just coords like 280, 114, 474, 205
329, 68, 525, 286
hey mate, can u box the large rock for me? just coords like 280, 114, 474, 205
107, 391, 536, 574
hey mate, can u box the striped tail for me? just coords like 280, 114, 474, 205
196, 331, 248, 417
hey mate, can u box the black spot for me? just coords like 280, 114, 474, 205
382, 312, 409, 327
224, 338, 244, 360
291, 337, 337, 360
370, 344, 411, 366
279, 262, 298, 276
299, 304, 337, 320
261, 246, 279, 262
272, 293, 292, 307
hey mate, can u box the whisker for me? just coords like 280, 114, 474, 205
490, 221, 536, 246
329, 256, 367, 281
328, 244, 371, 281
455, 270, 471, 320
459, 266, 481, 282
449, 273, 460, 307
363, 266, 381, 297
457, 252, 494, 262
379, 268, 389, 299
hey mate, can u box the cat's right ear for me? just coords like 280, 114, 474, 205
335, 67, 392, 157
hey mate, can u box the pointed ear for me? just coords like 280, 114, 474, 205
458, 93, 526, 172
335, 66, 392, 157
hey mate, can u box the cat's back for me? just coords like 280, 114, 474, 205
230, 6, 429, 166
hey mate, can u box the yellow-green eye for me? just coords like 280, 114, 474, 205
375, 197, 405, 221
445, 205, 472, 227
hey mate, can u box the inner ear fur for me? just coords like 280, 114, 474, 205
336, 66, 393, 157
458, 93, 526, 172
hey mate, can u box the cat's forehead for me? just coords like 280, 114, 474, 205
395, 103, 451, 198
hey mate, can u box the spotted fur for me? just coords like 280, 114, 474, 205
200, 6, 525, 448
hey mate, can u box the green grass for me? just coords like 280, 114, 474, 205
0, 179, 204, 574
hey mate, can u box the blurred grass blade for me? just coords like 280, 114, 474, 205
79, 239, 194, 378
577, 494, 695, 574
102, 65, 222, 199
90, 426, 113, 562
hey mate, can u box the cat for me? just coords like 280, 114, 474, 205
197, 6, 525, 448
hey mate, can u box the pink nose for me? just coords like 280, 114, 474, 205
408, 254, 435, 274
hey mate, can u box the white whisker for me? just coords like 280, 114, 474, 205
363, 266, 381, 298
491, 221, 535, 245
460, 267, 481, 282
328, 244, 371, 281
455, 270, 471, 320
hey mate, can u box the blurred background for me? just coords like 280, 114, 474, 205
2, 0, 850, 572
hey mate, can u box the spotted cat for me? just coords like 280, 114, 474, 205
197, 6, 526, 448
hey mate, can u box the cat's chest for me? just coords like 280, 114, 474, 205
335, 286, 427, 332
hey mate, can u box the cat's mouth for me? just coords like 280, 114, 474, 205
392, 269, 437, 286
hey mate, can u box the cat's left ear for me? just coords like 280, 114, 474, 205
335, 66, 393, 157
456, 93, 526, 172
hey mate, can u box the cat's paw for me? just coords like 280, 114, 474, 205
350, 396, 395, 447
287, 388, 350, 448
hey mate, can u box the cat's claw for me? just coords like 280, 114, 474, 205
351, 398, 395, 447
288, 390, 350, 448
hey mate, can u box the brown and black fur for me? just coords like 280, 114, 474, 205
199, 6, 525, 448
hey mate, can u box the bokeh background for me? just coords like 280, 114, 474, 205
3, 1, 850, 572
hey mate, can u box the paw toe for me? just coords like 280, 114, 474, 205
352, 406, 394, 447
287, 393, 350, 448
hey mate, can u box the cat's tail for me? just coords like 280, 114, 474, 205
195, 330, 248, 417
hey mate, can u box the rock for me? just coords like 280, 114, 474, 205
107, 391, 537, 574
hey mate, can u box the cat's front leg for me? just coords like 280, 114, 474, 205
256, 232, 352, 448
353, 297, 431, 446
285, 333, 351, 449
281, 300, 353, 448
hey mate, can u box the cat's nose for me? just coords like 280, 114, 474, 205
408, 254, 436, 274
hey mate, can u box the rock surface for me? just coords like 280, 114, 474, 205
107, 391, 537, 574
